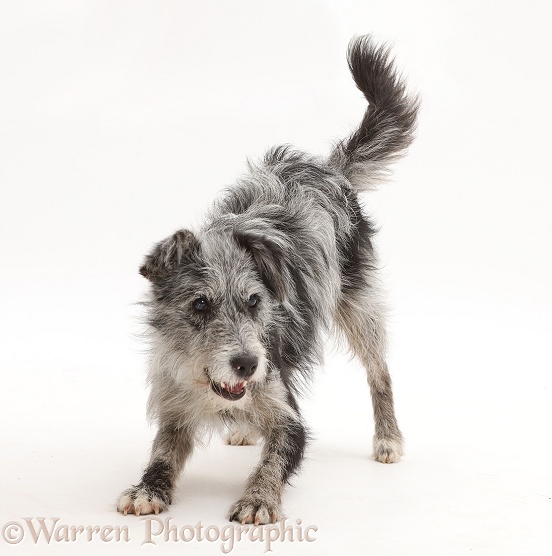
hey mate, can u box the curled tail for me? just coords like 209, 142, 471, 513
329, 35, 419, 190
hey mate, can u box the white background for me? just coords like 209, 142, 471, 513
1, 1, 551, 555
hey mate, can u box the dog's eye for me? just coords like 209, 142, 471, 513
193, 297, 209, 312
247, 294, 259, 308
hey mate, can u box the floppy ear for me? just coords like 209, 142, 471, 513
234, 229, 289, 302
140, 229, 198, 282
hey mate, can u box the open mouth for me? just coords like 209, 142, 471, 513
210, 379, 247, 401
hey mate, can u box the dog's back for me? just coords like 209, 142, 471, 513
208, 36, 419, 393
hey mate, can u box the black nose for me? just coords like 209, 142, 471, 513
231, 354, 258, 378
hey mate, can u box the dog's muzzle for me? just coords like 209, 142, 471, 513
208, 354, 258, 401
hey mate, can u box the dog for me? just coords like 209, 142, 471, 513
116, 35, 418, 525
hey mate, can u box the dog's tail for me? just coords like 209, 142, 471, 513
329, 35, 419, 190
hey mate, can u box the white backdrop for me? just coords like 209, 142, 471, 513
1, 1, 551, 555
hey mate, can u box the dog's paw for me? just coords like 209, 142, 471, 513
116, 486, 169, 516
373, 436, 403, 463
228, 496, 283, 525
225, 428, 259, 446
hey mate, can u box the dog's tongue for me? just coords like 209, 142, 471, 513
227, 382, 245, 394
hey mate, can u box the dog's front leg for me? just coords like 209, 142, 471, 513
117, 423, 194, 516
228, 416, 306, 525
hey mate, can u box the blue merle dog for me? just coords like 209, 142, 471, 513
117, 35, 419, 525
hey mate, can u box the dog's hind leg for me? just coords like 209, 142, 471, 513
335, 291, 404, 463
116, 423, 194, 515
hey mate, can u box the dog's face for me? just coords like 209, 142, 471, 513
140, 224, 286, 406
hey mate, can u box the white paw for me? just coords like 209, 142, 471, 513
225, 427, 260, 446
116, 486, 169, 516
373, 436, 403, 463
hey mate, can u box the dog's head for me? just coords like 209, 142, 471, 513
140, 218, 290, 406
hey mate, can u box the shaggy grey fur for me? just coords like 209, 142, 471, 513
116, 35, 419, 525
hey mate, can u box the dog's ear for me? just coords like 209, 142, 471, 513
234, 229, 289, 302
140, 229, 198, 282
